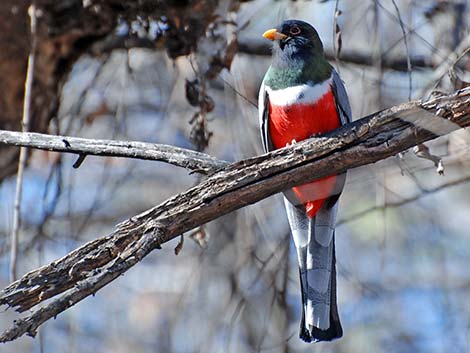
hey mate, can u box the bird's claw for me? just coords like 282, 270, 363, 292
286, 139, 297, 147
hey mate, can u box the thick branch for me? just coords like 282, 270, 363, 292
0, 130, 228, 174
238, 39, 433, 71
1, 87, 470, 342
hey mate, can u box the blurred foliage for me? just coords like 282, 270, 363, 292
1, 0, 470, 353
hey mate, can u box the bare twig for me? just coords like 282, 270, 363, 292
174, 235, 184, 255
237, 39, 433, 71
1, 87, 470, 342
421, 33, 470, 96
413, 143, 444, 175
391, 0, 412, 101
10, 4, 37, 282
376, 0, 449, 64
0, 130, 228, 174
338, 174, 470, 225
332, 0, 341, 63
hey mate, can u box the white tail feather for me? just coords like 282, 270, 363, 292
284, 197, 342, 341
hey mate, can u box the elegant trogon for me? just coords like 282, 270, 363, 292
258, 20, 352, 343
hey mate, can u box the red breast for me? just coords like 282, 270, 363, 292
268, 86, 340, 218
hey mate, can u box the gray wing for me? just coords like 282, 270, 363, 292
331, 69, 352, 126
325, 70, 352, 209
258, 80, 273, 153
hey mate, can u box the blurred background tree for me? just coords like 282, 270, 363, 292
1, 0, 470, 352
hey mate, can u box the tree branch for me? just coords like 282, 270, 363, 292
10, 4, 38, 282
238, 39, 433, 71
0, 130, 228, 174
1, 87, 470, 343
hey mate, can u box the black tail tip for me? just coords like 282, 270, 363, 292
299, 324, 343, 343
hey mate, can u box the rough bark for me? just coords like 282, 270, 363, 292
0, 87, 469, 343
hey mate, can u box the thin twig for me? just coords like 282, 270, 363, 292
338, 174, 470, 226
10, 4, 37, 282
373, 0, 383, 107
376, 0, 451, 65
237, 39, 433, 72
332, 0, 341, 67
421, 34, 470, 96
219, 77, 257, 108
413, 143, 444, 175
391, 0, 412, 101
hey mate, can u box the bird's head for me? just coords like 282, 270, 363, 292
263, 20, 324, 59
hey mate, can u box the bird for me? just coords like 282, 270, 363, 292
258, 19, 351, 343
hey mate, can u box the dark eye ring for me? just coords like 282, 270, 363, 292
290, 26, 301, 35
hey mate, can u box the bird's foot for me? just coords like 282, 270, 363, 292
286, 139, 297, 147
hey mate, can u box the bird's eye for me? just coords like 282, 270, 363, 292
289, 26, 301, 35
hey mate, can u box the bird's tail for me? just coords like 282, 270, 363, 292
284, 198, 342, 342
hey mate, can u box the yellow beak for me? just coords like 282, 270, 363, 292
262, 28, 288, 41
